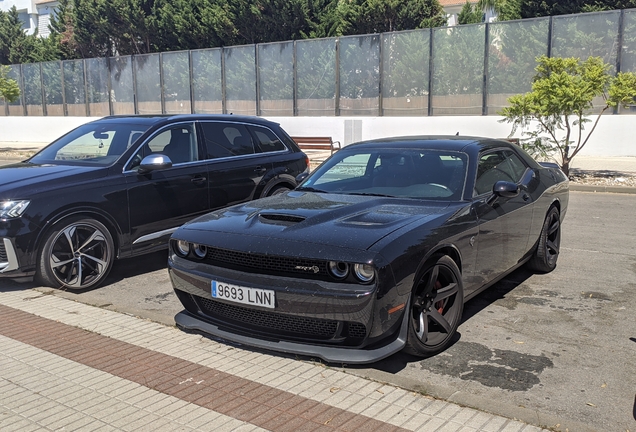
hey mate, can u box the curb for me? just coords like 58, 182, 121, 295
569, 184, 636, 194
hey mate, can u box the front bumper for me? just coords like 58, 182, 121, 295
0, 216, 41, 278
174, 306, 409, 364
0, 237, 33, 277
169, 256, 410, 364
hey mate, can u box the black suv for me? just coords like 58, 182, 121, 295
0, 115, 309, 289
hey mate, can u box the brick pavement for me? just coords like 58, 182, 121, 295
0, 288, 547, 432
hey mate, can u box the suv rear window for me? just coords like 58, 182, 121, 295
200, 122, 255, 159
248, 126, 286, 153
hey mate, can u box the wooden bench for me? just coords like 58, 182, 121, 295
291, 136, 341, 154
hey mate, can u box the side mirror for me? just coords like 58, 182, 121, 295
295, 172, 310, 184
138, 154, 173, 174
486, 181, 519, 206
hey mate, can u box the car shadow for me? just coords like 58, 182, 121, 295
192, 266, 538, 373
0, 250, 169, 294
100, 250, 168, 287
357, 266, 535, 374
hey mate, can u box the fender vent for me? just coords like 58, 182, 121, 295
259, 213, 305, 224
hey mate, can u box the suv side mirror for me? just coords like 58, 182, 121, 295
138, 154, 173, 174
295, 172, 309, 184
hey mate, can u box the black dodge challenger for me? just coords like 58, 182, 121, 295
169, 136, 569, 364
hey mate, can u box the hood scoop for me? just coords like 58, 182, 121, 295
258, 213, 306, 225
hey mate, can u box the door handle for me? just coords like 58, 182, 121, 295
191, 176, 207, 185
254, 166, 267, 174
522, 193, 530, 202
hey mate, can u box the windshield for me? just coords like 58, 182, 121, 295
29, 122, 151, 166
300, 148, 468, 200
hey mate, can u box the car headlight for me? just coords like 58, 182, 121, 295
353, 263, 375, 283
192, 243, 207, 259
0, 200, 30, 219
175, 240, 190, 257
328, 261, 349, 279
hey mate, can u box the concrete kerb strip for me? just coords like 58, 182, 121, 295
568, 184, 636, 194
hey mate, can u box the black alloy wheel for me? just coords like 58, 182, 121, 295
266, 185, 291, 196
528, 206, 561, 273
404, 254, 464, 357
37, 217, 115, 290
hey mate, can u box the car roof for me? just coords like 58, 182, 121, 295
92, 114, 281, 128
344, 135, 517, 153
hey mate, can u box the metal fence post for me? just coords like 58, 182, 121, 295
159, 52, 166, 114
83, 59, 90, 116
221, 47, 227, 114
19, 64, 27, 116
107, 57, 113, 116
547, 16, 553, 58
132, 55, 139, 115
293, 41, 298, 116
615, 10, 625, 114
40, 63, 47, 116
335, 38, 340, 117
255, 44, 261, 116
188, 51, 195, 114
428, 28, 434, 117
61, 61, 67, 116
378, 34, 384, 117
482, 23, 490, 116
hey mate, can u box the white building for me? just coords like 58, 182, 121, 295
440, 0, 497, 26
0, 0, 58, 36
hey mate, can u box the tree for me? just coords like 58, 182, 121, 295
0, 65, 20, 102
458, 1, 482, 24
499, 56, 636, 175
153, 0, 235, 51
520, 0, 636, 18
313, 0, 445, 38
47, 0, 76, 60
0, 7, 28, 64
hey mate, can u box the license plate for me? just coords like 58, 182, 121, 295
211, 280, 275, 309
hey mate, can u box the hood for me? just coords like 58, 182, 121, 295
0, 162, 106, 197
181, 191, 450, 251
0, 162, 108, 199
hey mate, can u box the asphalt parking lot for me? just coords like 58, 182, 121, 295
3, 190, 636, 432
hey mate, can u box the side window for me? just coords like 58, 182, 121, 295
498, 150, 527, 181
200, 122, 255, 159
248, 126, 286, 153
474, 150, 527, 196
129, 123, 197, 169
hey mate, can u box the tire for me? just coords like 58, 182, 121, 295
404, 255, 464, 357
266, 184, 291, 196
527, 206, 561, 273
37, 217, 115, 290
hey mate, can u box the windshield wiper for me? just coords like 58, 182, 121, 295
295, 186, 327, 193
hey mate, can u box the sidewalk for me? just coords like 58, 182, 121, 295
0, 287, 547, 432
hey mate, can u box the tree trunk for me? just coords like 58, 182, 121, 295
561, 158, 570, 177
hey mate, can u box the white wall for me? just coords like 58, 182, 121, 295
0, 115, 634, 156
0, 0, 34, 13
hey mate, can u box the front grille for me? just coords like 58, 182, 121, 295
0, 240, 7, 263
194, 296, 366, 345
205, 246, 328, 277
